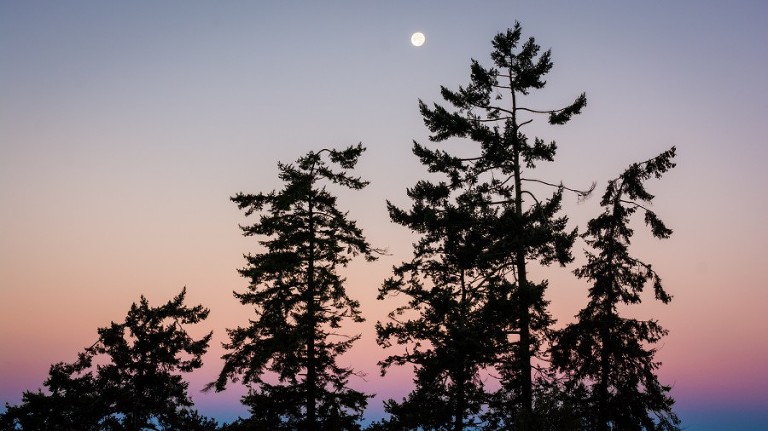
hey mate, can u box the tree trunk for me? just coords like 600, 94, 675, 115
511, 89, 533, 420
454, 269, 468, 431
596, 196, 622, 431
306, 195, 318, 431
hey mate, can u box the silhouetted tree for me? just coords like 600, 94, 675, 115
376, 182, 503, 430
552, 147, 680, 430
0, 288, 215, 431
377, 22, 589, 429
0, 361, 104, 431
211, 144, 377, 431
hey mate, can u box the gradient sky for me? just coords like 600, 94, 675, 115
2, 1, 767, 429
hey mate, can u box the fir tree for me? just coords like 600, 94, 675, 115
0, 288, 215, 431
376, 180, 504, 430
552, 147, 680, 430
211, 144, 377, 431
378, 22, 589, 429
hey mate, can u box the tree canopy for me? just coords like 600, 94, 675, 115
1, 288, 215, 431
211, 144, 378, 431
1, 22, 682, 431
552, 147, 680, 431
376, 21, 592, 430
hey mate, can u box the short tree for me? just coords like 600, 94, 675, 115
376, 181, 504, 430
552, 147, 680, 430
211, 144, 377, 431
0, 288, 215, 431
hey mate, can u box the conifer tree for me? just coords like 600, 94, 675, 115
552, 147, 680, 430
375, 181, 504, 430
0, 288, 215, 431
377, 22, 589, 428
211, 144, 377, 431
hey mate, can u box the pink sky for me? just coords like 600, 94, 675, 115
2, 2, 767, 429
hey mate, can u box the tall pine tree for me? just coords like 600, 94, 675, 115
211, 144, 377, 431
552, 147, 680, 430
378, 22, 589, 428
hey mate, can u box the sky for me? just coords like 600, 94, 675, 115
1, 1, 767, 429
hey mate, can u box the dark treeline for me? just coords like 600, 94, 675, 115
1, 23, 680, 431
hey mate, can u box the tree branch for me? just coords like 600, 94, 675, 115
619, 199, 652, 213
521, 178, 595, 198
522, 190, 541, 206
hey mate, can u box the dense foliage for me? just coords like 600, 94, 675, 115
374, 22, 593, 430
552, 148, 680, 431
1, 289, 215, 431
210, 144, 377, 431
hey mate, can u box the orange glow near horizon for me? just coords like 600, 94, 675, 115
2, 2, 768, 429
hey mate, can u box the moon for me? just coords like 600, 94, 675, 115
411, 32, 426, 47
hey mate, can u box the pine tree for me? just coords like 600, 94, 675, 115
211, 144, 377, 431
378, 22, 589, 428
552, 147, 680, 430
0, 288, 215, 431
375, 180, 504, 430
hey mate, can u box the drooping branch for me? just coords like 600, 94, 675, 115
515, 106, 561, 115
521, 177, 596, 198
619, 199, 652, 213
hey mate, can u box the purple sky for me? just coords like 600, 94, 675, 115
2, 1, 767, 428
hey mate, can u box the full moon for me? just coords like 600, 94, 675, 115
411, 32, 426, 47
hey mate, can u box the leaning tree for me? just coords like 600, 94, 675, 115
211, 144, 377, 431
552, 147, 680, 431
